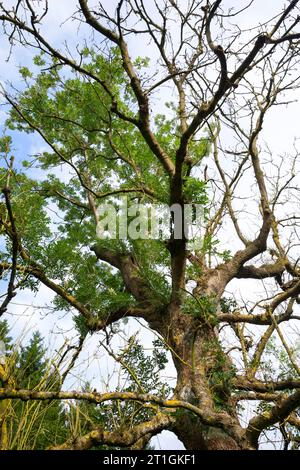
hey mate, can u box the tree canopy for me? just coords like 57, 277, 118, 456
0, 0, 300, 451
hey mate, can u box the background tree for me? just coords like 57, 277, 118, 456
0, 323, 68, 449
0, 0, 300, 450
12, 331, 68, 449
0, 320, 12, 449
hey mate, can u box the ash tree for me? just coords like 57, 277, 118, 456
0, 0, 300, 450
0, 322, 68, 449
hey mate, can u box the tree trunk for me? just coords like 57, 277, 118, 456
159, 304, 252, 450
174, 413, 241, 450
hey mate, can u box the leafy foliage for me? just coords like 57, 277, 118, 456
0, 325, 67, 449
182, 293, 218, 325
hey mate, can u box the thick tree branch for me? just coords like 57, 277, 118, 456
234, 377, 300, 393
246, 389, 300, 448
50, 412, 174, 450
236, 260, 286, 280
90, 245, 157, 306
0, 386, 249, 447
0, 260, 151, 332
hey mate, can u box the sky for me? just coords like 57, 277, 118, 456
0, 0, 300, 450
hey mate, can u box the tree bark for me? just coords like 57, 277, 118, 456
160, 305, 251, 450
